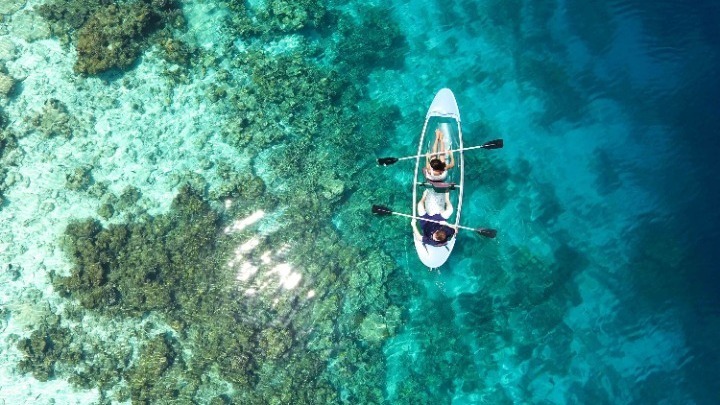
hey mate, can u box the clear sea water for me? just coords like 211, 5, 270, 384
1, 0, 719, 403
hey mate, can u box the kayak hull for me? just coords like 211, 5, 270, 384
412, 88, 464, 269
414, 235, 457, 268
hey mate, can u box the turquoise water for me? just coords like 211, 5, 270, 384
0, 0, 718, 403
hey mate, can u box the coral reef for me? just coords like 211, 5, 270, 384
54, 184, 219, 315
0, 71, 14, 97
334, 6, 408, 74
34, 167, 402, 401
37, 0, 115, 45
225, 49, 347, 149
34, 182, 351, 401
259, 0, 329, 32
124, 334, 180, 402
39, 0, 185, 75
518, 55, 589, 126
0, 0, 26, 15
97, 201, 114, 219
26, 98, 83, 138
224, 0, 329, 36
390, 297, 481, 403
117, 185, 142, 209
0, 113, 19, 208
212, 163, 266, 201
74, 3, 161, 74
16, 326, 75, 382
18, 3, 415, 402
65, 166, 93, 191
158, 37, 194, 66
0, 112, 15, 148
0, 38, 17, 62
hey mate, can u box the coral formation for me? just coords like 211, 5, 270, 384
97, 201, 114, 219
518, 55, 588, 126
17, 3, 416, 402
0, 38, 17, 62
37, 0, 115, 45
224, 0, 329, 36
117, 185, 142, 209
334, 7, 408, 73
65, 166, 93, 191
74, 3, 160, 74
0, 0, 26, 15
0, 114, 18, 208
213, 163, 266, 201
36, 165, 404, 401
259, 0, 329, 32
0, 71, 14, 97
27, 98, 82, 138
39, 0, 184, 75
54, 184, 219, 315
158, 37, 194, 66
124, 334, 179, 402
35, 182, 349, 401
17, 327, 74, 382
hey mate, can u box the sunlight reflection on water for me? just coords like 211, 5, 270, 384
224, 208, 304, 294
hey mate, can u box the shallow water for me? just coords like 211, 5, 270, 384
0, 0, 718, 403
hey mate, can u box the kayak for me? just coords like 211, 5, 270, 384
412, 88, 464, 268
373, 89, 499, 265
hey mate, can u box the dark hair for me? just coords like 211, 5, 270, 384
430, 159, 446, 171
434, 229, 447, 242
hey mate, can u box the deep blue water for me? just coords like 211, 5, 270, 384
374, 0, 720, 402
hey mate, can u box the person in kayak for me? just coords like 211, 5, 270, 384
411, 189, 456, 246
424, 127, 455, 182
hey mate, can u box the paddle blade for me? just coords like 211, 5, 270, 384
481, 139, 504, 149
372, 205, 393, 216
377, 157, 398, 166
478, 228, 497, 238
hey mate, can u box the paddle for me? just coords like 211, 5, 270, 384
372, 205, 497, 238
378, 139, 504, 166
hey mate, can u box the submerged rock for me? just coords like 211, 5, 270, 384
0, 0, 25, 15
10, 10, 51, 42
0, 38, 17, 62
0, 72, 14, 97
358, 313, 389, 344
65, 166, 94, 191
27, 99, 78, 138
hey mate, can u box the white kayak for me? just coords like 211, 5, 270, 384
412, 88, 464, 268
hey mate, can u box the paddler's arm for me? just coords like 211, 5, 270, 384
411, 219, 422, 239
446, 150, 455, 170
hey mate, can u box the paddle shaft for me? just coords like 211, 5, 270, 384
391, 144, 494, 163
384, 210, 483, 233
